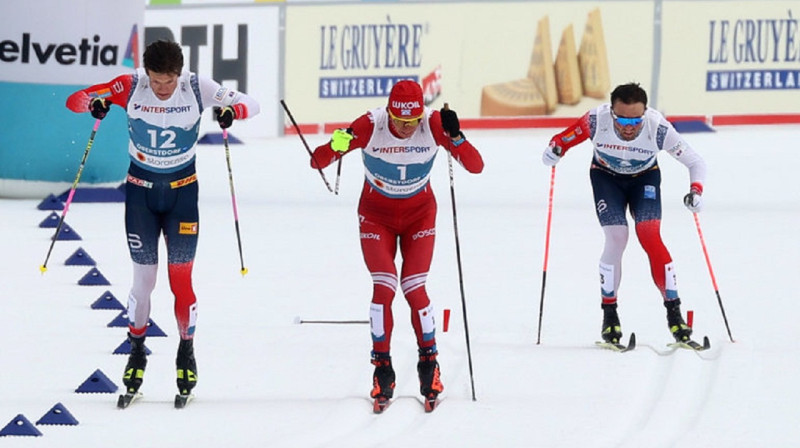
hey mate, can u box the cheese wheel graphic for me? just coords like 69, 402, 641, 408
578, 8, 611, 98
555, 24, 583, 105
527, 16, 557, 112
480, 78, 547, 116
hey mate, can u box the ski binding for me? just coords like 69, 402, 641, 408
595, 332, 636, 352
668, 335, 711, 351
117, 392, 142, 409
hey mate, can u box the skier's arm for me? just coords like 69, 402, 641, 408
664, 131, 707, 212
311, 114, 373, 169
65, 74, 134, 113
665, 138, 706, 192
542, 112, 592, 165
430, 109, 483, 174
198, 76, 261, 122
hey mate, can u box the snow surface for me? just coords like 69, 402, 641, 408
1, 125, 798, 447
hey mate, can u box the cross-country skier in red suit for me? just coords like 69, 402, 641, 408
542, 82, 707, 345
66, 40, 260, 403
310, 80, 483, 409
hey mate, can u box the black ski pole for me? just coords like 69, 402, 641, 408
446, 144, 477, 401
280, 99, 333, 193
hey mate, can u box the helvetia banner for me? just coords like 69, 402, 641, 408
0, 0, 143, 198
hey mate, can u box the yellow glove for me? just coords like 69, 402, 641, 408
331, 128, 354, 153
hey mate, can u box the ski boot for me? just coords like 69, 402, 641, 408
665, 299, 692, 342
175, 338, 197, 408
118, 333, 147, 408
417, 347, 443, 412
601, 303, 623, 344
370, 352, 395, 413
122, 334, 147, 394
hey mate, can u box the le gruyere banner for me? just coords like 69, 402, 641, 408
658, 1, 800, 115
284, 2, 654, 123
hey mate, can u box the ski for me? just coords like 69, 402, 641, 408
595, 332, 636, 353
372, 397, 391, 414
668, 335, 711, 351
423, 395, 441, 413
174, 393, 194, 409
117, 392, 142, 409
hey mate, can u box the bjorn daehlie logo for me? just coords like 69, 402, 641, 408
0, 33, 120, 66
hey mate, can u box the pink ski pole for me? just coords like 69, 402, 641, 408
223, 128, 248, 276
40, 119, 101, 273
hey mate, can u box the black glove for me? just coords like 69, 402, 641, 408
440, 107, 462, 139
214, 106, 235, 129
90, 98, 111, 120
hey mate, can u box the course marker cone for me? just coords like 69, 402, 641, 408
36, 403, 79, 426
78, 267, 110, 286
0, 414, 42, 437
65, 247, 96, 266
75, 369, 117, 394
90, 290, 124, 310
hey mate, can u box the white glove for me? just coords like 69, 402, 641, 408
542, 142, 562, 166
683, 190, 703, 213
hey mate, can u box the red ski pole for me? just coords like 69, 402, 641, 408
693, 212, 734, 342
536, 166, 556, 344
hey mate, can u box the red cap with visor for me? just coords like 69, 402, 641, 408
387, 80, 424, 121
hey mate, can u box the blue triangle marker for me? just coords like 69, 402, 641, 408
36, 403, 79, 426
113, 338, 152, 355
78, 267, 110, 286
37, 194, 63, 211
53, 223, 81, 241
39, 211, 61, 228
107, 311, 129, 328
91, 291, 125, 310
75, 369, 117, 394
65, 247, 96, 266
0, 414, 43, 437
145, 319, 168, 337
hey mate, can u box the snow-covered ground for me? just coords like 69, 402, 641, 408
1, 125, 798, 447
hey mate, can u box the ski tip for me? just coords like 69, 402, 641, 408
424, 397, 441, 413
117, 393, 140, 409
628, 332, 637, 349
372, 397, 391, 414
174, 394, 193, 409
702, 336, 711, 350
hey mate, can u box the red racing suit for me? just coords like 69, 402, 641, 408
312, 107, 483, 354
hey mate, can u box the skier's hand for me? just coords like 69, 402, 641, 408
542, 141, 562, 166
331, 128, 354, 153
90, 98, 111, 120
440, 107, 462, 139
683, 184, 703, 212
214, 106, 235, 129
